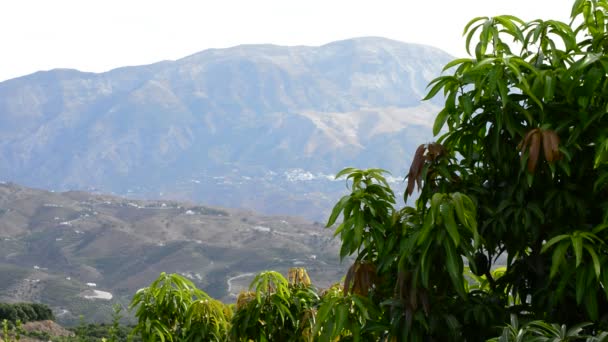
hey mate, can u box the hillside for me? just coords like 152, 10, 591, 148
0, 37, 451, 221
0, 182, 344, 324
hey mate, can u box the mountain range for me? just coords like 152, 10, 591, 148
0, 37, 452, 221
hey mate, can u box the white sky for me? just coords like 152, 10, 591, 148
1, 0, 572, 82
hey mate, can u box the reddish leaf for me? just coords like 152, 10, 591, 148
528, 131, 541, 173
406, 144, 426, 196
343, 261, 377, 296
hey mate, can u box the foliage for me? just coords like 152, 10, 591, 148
314, 285, 381, 342
437, 0, 608, 326
129, 272, 230, 342
319, 0, 608, 340
126, 1, 608, 340
230, 269, 319, 341
488, 315, 608, 342
130, 268, 321, 342
1, 319, 22, 342
326, 168, 493, 340
108, 304, 123, 342
60, 305, 139, 342
0, 302, 54, 324
65, 322, 140, 342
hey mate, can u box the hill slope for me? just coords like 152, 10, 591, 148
0, 182, 343, 324
0, 37, 451, 220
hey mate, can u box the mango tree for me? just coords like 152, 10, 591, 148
129, 272, 231, 341
324, 0, 608, 339
230, 269, 319, 341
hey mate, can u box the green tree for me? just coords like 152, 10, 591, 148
0, 303, 54, 324
2, 319, 22, 342
30, 303, 54, 321
230, 268, 319, 341
324, 0, 608, 340
129, 1, 608, 340
129, 272, 230, 342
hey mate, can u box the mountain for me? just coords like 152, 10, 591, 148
0, 182, 344, 324
0, 37, 452, 221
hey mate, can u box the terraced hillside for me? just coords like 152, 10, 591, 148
0, 182, 344, 324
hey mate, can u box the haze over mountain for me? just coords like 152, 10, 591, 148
0, 37, 452, 220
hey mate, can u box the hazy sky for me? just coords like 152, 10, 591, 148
1, 0, 572, 82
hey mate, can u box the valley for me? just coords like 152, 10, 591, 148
0, 182, 345, 324
0, 37, 448, 325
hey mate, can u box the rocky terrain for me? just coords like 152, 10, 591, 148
0, 36, 454, 324
0, 182, 344, 324
0, 37, 451, 221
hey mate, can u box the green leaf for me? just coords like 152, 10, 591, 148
335, 167, 357, 179
334, 303, 348, 336
465, 22, 485, 56
451, 193, 468, 228
417, 208, 436, 246
153, 326, 167, 342
339, 230, 354, 260
463, 16, 488, 35
584, 290, 599, 321
544, 73, 555, 102
602, 268, 608, 299
541, 234, 570, 253
314, 298, 336, 336
420, 239, 434, 288
442, 58, 472, 71
353, 209, 364, 248
431, 193, 444, 213
576, 266, 589, 305
433, 108, 450, 136
571, 233, 583, 267
423, 76, 452, 101
594, 139, 608, 168
578, 52, 602, 70
333, 217, 352, 237
550, 242, 569, 278
584, 245, 601, 279
494, 16, 524, 42
443, 239, 465, 298
462, 94, 473, 116
592, 223, 608, 234
326, 195, 350, 227
351, 295, 370, 320
571, 0, 585, 17
440, 201, 460, 247
478, 19, 494, 58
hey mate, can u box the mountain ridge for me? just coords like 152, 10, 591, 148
0, 37, 452, 220
4, 37, 447, 80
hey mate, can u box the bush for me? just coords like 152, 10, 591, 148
0, 302, 54, 324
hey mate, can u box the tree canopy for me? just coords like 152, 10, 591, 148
129, 0, 608, 340
322, 0, 608, 339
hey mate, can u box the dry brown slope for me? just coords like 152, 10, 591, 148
0, 182, 344, 324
